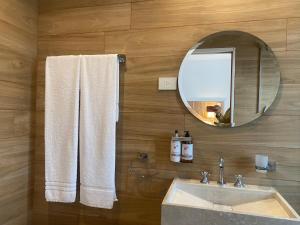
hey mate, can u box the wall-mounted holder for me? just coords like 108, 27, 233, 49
255, 154, 276, 173
138, 152, 149, 161
171, 136, 192, 142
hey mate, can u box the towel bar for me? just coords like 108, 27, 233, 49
118, 54, 126, 63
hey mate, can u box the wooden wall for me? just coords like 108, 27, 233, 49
34, 0, 300, 224
0, 0, 38, 225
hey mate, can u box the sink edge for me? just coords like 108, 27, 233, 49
162, 178, 300, 221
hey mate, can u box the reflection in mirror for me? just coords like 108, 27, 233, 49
178, 31, 280, 127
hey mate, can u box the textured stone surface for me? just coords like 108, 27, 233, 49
162, 179, 300, 225
162, 205, 300, 225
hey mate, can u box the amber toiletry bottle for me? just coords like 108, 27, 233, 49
181, 131, 193, 163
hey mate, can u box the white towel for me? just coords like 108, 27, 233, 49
79, 55, 119, 209
45, 55, 80, 203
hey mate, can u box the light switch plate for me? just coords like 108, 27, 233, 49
158, 77, 177, 90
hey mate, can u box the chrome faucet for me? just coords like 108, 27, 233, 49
218, 157, 226, 185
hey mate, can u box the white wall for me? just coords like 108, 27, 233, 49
179, 52, 232, 111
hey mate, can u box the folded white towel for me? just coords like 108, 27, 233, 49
45, 55, 80, 203
79, 55, 119, 209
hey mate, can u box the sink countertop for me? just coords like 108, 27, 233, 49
162, 178, 300, 224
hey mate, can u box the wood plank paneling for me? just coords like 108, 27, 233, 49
0, 81, 32, 110
278, 51, 300, 84
0, 136, 30, 155
38, 33, 105, 58
132, 0, 299, 29
266, 84, 300, 116
0, 20, 36, 57
39, 0, 131, 13
34, 1, 300, 225
0, 46, 35, 86
185, 114, 300, 149
0, 0, 37, 225
0, 191, 30, 225
287, 18, 300, 50
118, 112, 185, 141
0, 0, 37, 34
38, 3, 131, 36
117, 139, 300, 171
105, 19, 287, 57
121, 55, 186, 114
0, 110, 31, 139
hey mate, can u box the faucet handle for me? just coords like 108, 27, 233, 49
234, 174, 245, 188
200, 171, 210, 184
219, 157, 225, 168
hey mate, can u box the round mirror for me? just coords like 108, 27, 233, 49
178, 31, 280, 127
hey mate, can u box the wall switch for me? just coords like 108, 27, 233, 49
158, 77, 177, 90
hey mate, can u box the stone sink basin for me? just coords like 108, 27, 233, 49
162, 178, 300, 225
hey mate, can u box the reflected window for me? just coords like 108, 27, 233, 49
179, 48, 235, 127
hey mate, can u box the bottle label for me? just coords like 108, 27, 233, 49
182, 144, 193, 160
171, 141, 181, 162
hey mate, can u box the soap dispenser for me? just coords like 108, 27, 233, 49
170, 130, 181, 163
181, 131, 193, 163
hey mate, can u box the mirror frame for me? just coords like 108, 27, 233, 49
178, 30, 281, 127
